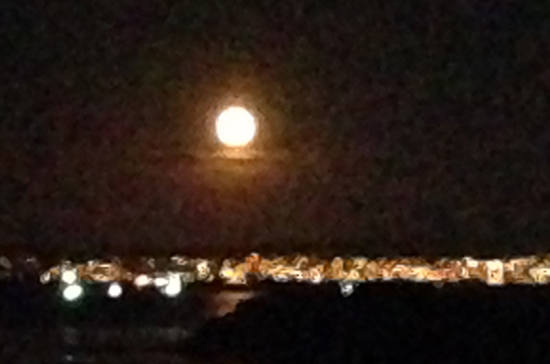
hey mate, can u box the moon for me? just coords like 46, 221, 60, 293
215, 107, 257, 147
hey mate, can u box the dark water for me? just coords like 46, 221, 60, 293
2, 282, 550, 363
1, 327, 192, 363
0, 281, 246, 363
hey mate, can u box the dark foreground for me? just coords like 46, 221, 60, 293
1, 281, 550, 363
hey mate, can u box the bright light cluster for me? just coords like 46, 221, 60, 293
41, 255, 550, 302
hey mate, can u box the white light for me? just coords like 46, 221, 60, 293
107, 282, 123, 298
62, 284, 83, 302
339, 281, 356, 297
134, 274, 150, 288
61, 270, 78, 285
163, 274, 182, 297
273, 274, 290, 283
40, 271, 51, 284
216, 107, 257, 147
154, 277, 169, 287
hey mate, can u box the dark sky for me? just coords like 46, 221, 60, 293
2, 0, 549, 258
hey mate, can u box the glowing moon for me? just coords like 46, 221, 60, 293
216, 107, 257, 147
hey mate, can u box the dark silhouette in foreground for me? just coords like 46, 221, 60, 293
187, 282, 550, 363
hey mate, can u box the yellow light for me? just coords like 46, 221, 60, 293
215, 107, 257, 147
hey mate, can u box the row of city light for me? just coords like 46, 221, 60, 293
51, 253, 550, 303
60, 276, 357, 302
59, 268, 184, 302
57, 269, 358, 302
61, 281, 125, 302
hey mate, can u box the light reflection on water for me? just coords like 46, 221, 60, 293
1, 326, 194, 363
206, 290, 256, 318
60, 325, 191, 348
0, 290, 256, 364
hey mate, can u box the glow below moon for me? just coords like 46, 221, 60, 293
216, 107, 257, 147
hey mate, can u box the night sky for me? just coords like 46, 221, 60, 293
2, 0, 549, 258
